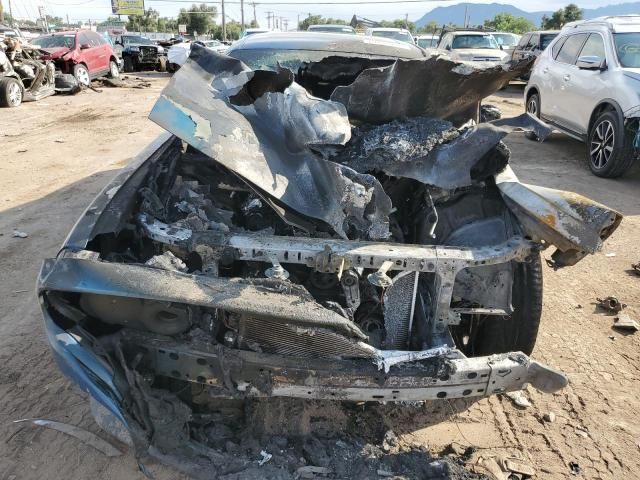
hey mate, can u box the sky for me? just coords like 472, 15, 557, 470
4, 0, 638, 28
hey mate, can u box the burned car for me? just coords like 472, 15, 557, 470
38, 41, 621, 472
0, 37, 55, 107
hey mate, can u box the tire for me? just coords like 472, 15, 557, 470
588, 110, 636, 178
123, 56, 134, 73
73, 64, 90, 86
0, 77, 23, 107
526, 92, 540, 118
470, 255, 543, 356
108, 60, 119, 78
157, 56, 167, 72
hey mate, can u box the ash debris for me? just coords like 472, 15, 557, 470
131, 393, 487, 480
334, 117, 460, 173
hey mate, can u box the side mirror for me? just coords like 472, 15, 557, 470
80, 43, 91, 50
446, 45, 451, 51
576, 55, 605, 70
499, 44, 504, 50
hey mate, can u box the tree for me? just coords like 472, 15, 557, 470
484, 12, 534, 34
542, 3, 583, 29
419, 21, 439, 34
177, 3, 217, 35
127, 8, 160, 32
45, 15, 65, 28
157, 17, 178, 33
379, 19, 416, 32
298, 15, 346, 31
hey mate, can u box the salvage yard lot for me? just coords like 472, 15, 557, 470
1, 75, 639, 479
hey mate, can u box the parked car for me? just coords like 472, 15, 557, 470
415, 34, 440, 49
115, 34, 167, 72
525, 16, 640, 177
437, 30, 510, 62
365, 27, 415, 45
0, 24, 22, 41
166, 40, 228, 72
32, 30, 119, 85
307, 24, 356, 34
195, 39, 228, 54
492, 32, 521, 57
511, 30, 560, 79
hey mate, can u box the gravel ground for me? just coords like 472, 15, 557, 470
0, 75, 639, 479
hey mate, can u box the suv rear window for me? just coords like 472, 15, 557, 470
555, 33, 588, 64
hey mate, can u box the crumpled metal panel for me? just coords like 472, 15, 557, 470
149, 45, 391, 240
330, 55, 533, 125
495, 166, 623, 267
334, 113, 552, 189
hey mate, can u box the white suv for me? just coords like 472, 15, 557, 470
525, 15, 640, 177
437, 30, 510, 63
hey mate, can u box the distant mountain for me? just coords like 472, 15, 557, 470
414, 1, 640, 28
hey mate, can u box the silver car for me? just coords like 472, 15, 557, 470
525, 15, 640, 177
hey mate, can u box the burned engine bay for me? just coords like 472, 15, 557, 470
38, 45, 623, 476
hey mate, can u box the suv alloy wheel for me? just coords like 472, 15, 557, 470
588, 111, 636, 178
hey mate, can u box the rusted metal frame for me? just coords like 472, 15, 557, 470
123, 331, 548, 401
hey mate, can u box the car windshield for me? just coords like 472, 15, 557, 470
203, 40, 221, 47
452, 34, 499, 49
123, 36, 154, 45
417, 37, 438, 48
493, 33, 518, 47
540, 33, 558, 49
32, 34, 75, 48
614, 33, 640, 68
308, 26, 354, 34
371, 30, 412, 43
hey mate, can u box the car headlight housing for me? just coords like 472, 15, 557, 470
157, 46, 164, 53
129, 46, 140, 52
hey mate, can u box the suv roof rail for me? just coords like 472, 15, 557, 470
564, 15, 640, 31
440, 25, 496, 34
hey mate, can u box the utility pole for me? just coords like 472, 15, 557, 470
240, 0, 244, 31
251, 3, 256, 26
221, 0, 226, 41
404, 13, 408, 30
463, 5, 468, 27
8, 0, 14, 27
266, 11, 272, 29
283, 19, 288, 31
66, 13, 70, 28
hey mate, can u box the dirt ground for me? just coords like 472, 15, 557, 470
1, 75, 639, 479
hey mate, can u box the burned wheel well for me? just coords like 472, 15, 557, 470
525, 87, 539, 103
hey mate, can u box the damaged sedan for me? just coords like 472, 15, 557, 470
38, 40, 622, 471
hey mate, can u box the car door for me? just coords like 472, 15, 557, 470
77, 31, 99, 74
513, 33, 530, 61
561, 33, 609, 135
90, 32, 111, 73
542, 33, 589, 126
